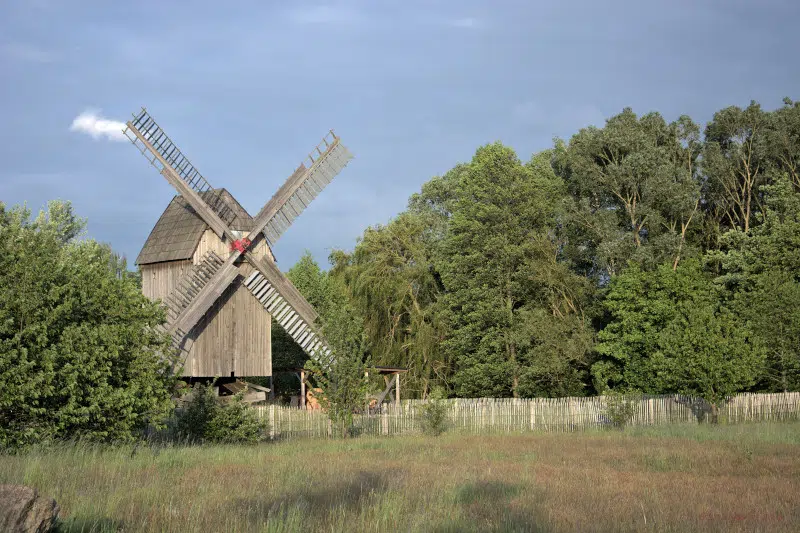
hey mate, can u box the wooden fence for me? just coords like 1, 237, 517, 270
253, 392, 800, 441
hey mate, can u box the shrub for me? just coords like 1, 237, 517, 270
0, 201, 177, 450
419, 387, 450, 436
176, 382, 268, 444
603, 391, 639, 430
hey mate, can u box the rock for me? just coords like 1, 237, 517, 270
0, 484, 60, 533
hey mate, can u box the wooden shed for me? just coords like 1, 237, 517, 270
136, 189, 273, 378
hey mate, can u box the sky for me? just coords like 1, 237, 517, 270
2, 0, 799, 271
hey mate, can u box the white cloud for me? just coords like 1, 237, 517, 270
1, 42, 55, 63
288, 5, 364, 24
69, 110, 127, 142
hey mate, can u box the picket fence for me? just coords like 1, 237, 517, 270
252, 392, 800, 441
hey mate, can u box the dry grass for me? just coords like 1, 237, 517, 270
2, 422, 799, 532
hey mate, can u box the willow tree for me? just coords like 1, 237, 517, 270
330, 213, 447, 398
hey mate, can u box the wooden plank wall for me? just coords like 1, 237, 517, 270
141, 260, 193, 300
140, 229, 273, 378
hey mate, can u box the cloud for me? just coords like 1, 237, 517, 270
447, 17, 480, 29
69, 110, 127, 142
1, 42, 55, 63
288, 5, 365, 24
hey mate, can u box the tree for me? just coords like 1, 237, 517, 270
766, 98, 800, 191
709, 177, 800, 391
437, 144, 592, 397
656, 303, 765, 422
268, 251, 330, 395
553, 109, 703, 278
0, 201, 177, 449
304, 273, 371, 438
702, 101, 770, 234
593, 260, 765, 414
330, 213, 448, 398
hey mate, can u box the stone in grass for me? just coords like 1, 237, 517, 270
0, 484, 60, 533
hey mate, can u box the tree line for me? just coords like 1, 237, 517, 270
2, 97, 798, 447
277, 98, 800, 404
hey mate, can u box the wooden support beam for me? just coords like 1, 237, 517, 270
373, 374, 398, 407
396, 374, 401, 407
300, 370, 306, 409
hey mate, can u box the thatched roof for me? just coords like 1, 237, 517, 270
136, 189, 253, 265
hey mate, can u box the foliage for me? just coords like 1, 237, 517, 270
593, 260, 765, 415
709, 176, 800, 391
602, 390, 640, 430
418, 386, 450, 436
176, 381, 268, 444
270, 251, 330, 396
305, 272, 372, 438
553, 109, 703, 277
0, 200, 177, 450
329, 212, 447, 398
431, 144, 593, 398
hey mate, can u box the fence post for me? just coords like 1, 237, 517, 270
269, 405, 275, 440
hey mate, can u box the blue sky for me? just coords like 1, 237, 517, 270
2, 0, 799, 271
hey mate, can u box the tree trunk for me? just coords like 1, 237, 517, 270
510, 342, 518, 398
710, 403, 719, 424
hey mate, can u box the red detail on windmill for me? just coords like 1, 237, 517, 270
229, 238, 251, 253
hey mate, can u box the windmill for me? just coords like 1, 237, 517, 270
123, 108, 352, 396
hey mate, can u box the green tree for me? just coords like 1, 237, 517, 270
437, 144, 592, 397
0, 201, 177, 449
594, 260, 765, 413
766, 98, 800, 191
709, 177, 800, 391
656, 303, 765, 421
702, 101, 770, 234
269, 251, 329, 395
304, 274, 371, 437
553, 109, 703, 277
330, 212, 447, 398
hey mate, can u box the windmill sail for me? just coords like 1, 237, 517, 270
124, 107, 348, 374
124, 108, 236, 233
243, 270, 333, 368
251, 131, 353, 247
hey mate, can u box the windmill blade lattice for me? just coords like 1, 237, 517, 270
261, 132, 353, 246
124, 108, 236, 227
244, 271, 334, 368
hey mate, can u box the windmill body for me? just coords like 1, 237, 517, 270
136, 189, 274, 377
124, 108, 352, 386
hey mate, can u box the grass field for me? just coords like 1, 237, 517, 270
3, 423, 799, 532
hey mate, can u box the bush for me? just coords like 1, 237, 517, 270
603, 391, 639, 430
0, 201, 177, 450
419, 387, 450, 436
176, 382, 268, 445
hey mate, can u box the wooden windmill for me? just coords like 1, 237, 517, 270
123, 108, 352, 388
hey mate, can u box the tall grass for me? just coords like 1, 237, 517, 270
2, 422, 799, 532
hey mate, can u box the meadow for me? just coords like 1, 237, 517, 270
2, 422, 799, 533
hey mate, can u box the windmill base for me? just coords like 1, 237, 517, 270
175, 377, 270, 405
